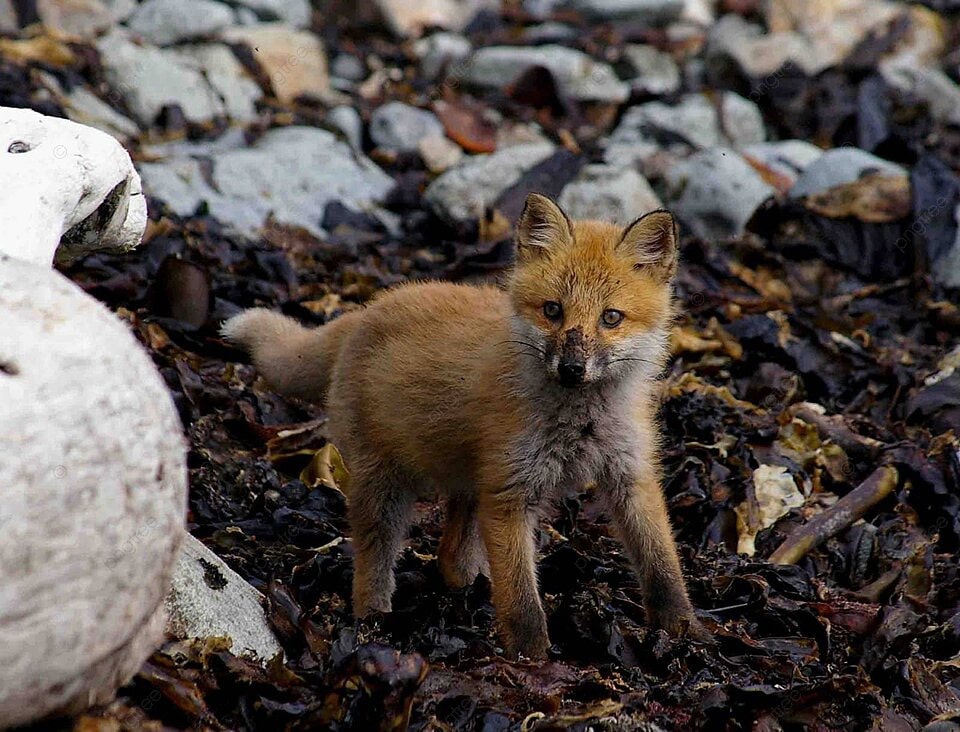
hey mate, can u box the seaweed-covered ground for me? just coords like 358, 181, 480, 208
7, 0, 960, 729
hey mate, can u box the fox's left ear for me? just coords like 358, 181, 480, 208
617, 209, 679, 281
516, 193, 574, 259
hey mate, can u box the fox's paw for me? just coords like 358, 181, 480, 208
500, 610, 550, 661
648, 603, 713, 644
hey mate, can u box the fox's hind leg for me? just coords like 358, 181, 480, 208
439, 494, 489, 589
348, 460, 415, 617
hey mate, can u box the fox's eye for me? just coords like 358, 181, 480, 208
543, 301, 563, 321
601, 309, 624, 328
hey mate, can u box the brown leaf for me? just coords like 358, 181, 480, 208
433, 99, 498, 154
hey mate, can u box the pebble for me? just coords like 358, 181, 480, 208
559, 164, 663, 223
370, 101, 446, 154
789, 148, 907, 199
126, 0, 236, 45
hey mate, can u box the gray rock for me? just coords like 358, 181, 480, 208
413, 32, 472, 81
126, 0, 236, 45
790, 148, 906, 198
233, 0, 311, 26
604, 92, 765, 167
102, 0, 137, 21
331, 53, 367, 82
166, 535, 282, 665
881, 62, 960, 127
560, 0, 683, 23
740, 140, 823, 188
63, 85, 141, 140
371, 0, 498, 37
0, 0, 17, 32
327, 105, 363, 150
457, 45, 629, 103
521, 21, 579, 44
935, 206, 960, 288
97, 30, 226, 125
370, 102, 445, 154
139, 127, 395, 237
706, 14, 825, 78
424, 141, 556, 224
174, 44, 263, 121
622, 44, 680, 96
559, 164, 662, 223
665, 148, 775, 240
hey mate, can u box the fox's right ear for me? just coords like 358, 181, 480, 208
516, 193, 573, 259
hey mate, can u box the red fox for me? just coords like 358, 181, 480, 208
223, 193, 707, 658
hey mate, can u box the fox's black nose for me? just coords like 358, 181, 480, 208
558, 361, 585, 387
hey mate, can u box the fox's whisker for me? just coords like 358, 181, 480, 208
497, 339, 547, 356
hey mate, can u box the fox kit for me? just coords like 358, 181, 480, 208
223, 193, 706, 658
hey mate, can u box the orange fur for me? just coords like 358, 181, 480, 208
223, 194, 705, 659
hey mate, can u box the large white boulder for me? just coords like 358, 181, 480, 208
0, 257, 188, 727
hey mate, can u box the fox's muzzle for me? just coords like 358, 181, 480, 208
558, 328, 587, 387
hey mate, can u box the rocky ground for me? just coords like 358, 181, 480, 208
4, 0, 960, 729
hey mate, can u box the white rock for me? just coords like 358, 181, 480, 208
234, 0, 311, 26
0, 106, 146, 266
61, 84, 141, 141
740, 140, 823, 188
97, 29, 226, 125
789, 148, 907, 199
605, 92, 765, 166
424, 141, 556, 224
102, 0, 137, 21
139, 126, 395, 237
175, 43, 263, 121
707, 14, 825, 77
0, 258, 187, 727
419, 134, 463, 173
36, 0, 113, 40
327, 104, 363, 150
166, 535, 283, 665
622, 44, 680, 96
559, 164, 662, 223
414, 31, 472, 81
881, 62, 960, 127
373, 0, 497, 37
126, 0, 236, 45
456, 45, 630, 103
370, 101, 445, 153
665, 147, 775, 240
560, 0, 683, 22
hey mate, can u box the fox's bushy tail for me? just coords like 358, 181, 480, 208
221, 308, 358, 403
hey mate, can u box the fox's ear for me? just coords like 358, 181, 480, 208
516, 193, 573, 258
617, 209, 679, 281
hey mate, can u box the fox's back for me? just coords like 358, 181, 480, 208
326, 281, 517, 486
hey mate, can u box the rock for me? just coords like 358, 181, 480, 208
372, 0, 496, 37
234, 0, 311, 26
0, 0, 17, 33
370, 101, 445, 154
413, 31, 472, 81
166, 535, 283, 664
97, 29, 226, 125
327, 104, 363, 150
789, 148, 907, 199
102, 0, 136, 21
0, 257, 186, 727
665, 147, 775, 239
881, 62, 960, 127
622, 44, 681, 96
36, 0, 113, 40
60, 83, 141, 141
419, 134, 464, 173
331, 53, 366, 82
222, 23, 329, 104
936, 217, 960, 289
706, 13, 825, 77
457, 45, 629, 103
521, 21, 579, 44
741, 140, 823, 189
559, 164, 663, 223
139, 126, 395, 237
0, 106, 146, 266
175, 43, 263, 121
424, 141, 556, 224
604, 92, 765, 166
559, 0, 683, 23
126, 0, 237, 45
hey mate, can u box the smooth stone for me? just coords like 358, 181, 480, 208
622, 44, 681, 96
413, 31, 472, 81
665, 147, 775, 239
419, 134, 464, 173
36, 0, 113, 40
63, 84, 141, 140
174, 43, 263, 121
372, 0, 496, 37
234, 0, 311, 26
559, 164, 663, 223
424, 141, 557, 224
560, 0, 683, 23
740, 140, 823, 188
126, 0, 236, 45
706, 13, 826, 78
370, 101, 445, 153
327, 104, 363, 150
789, 148, 907, 199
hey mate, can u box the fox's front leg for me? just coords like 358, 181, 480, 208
478, 490, 550, 660
604, 472, 708, 640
